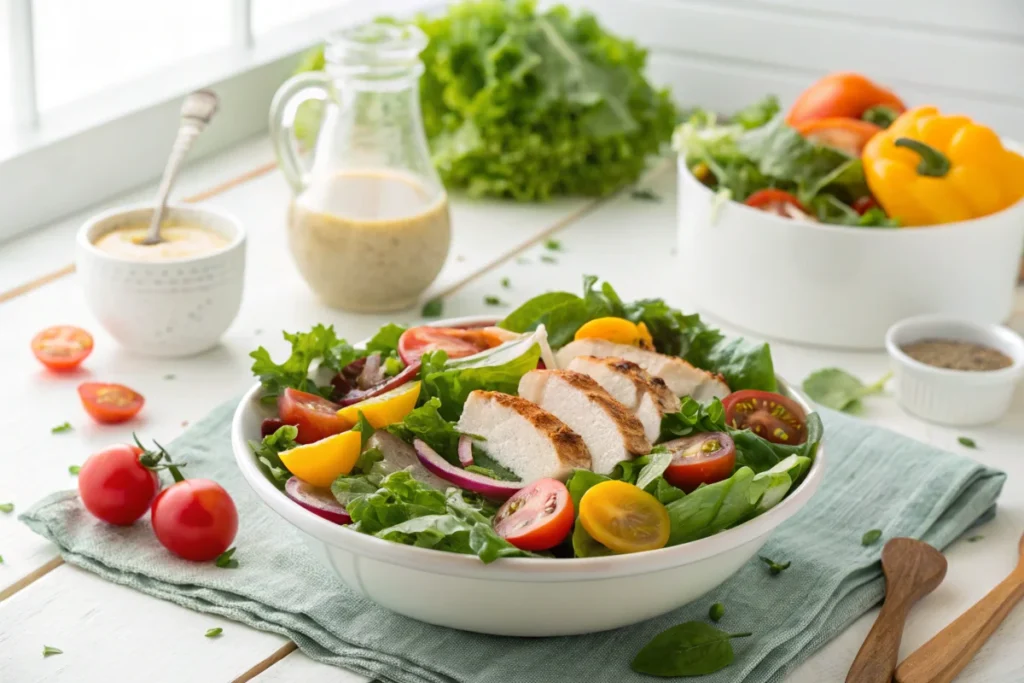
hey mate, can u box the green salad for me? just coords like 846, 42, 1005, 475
249, 277, 821, 562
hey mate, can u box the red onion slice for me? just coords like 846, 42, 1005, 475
338, 362, 421, 406
285, 477, 352, 525
413, 439, 522, 500
457, 435, 475, 467
357, 353, 384, 390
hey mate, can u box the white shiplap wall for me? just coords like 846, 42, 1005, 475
550, 0, 1024, 139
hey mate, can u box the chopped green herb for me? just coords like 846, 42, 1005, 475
0, 555, 4, 564
543, 238, 562, 251
42, 646, 63, 657
630, 188, 661, 202
967, 535, 984, 543
540, 255, 558, 264
484, 295, 504, 306
421, 298, 443, 318
0, 503, 13, 513
164, 374, 176, 380
215, 547, 239, 569
632, 622, 751, 676
802, 368, 892, 413
862, 529, 883, 546
500, 277, 511, 289
515, 256, 530, 265
205, 627, 223, 638
51, 422, 72, 434
958, 436, 977, 449
759, 556, 790, 575
383, 356, 404, 377
68, 465, 80, 475
708, 602, 725, 622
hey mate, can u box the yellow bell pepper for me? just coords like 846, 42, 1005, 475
862, 106, 1024, 227
575, 318, 654, 350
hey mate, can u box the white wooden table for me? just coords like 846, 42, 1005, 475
1, 138, 1022, 683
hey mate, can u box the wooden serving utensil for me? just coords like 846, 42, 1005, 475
895, 531, 1024, 683
846, 538, 948, 683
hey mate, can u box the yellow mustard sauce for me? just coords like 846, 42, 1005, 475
93, 223, 229, 261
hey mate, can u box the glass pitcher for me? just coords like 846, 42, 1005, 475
269, 22, 450, 312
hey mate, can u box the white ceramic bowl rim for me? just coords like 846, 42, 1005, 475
885, 314, 1024, 381
678, 156, 1024, 235
77, 202, 245, 265
232, 315, 826, 581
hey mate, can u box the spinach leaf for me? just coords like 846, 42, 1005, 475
572, 522, 615, 558
686, 336, 777, 393
499, 292, 589, 347
802, 368, 891, 413
660, 397, 727, 441
730, 412, 823, 474
248, 425, 298, 489
750, 455, 812, 513
249, 324, 366, 400
365, 323, 407, 357
635, 448, 673, 490
631, 622, 751, 676
665, 467, 756, 545
470, 447, 521, 482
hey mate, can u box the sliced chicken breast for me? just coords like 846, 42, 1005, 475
555, 339, 730, 401
456, 390, 590, 483
566, 356, 681, 443
519, 369, 651, 475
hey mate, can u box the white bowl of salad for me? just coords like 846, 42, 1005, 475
232, 277, 824, 636
675, 72, 1024, 349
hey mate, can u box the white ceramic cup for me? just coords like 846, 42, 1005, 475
76, 204, 246, 357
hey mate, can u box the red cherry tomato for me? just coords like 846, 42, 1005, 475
493, 478, 574, 551
78, 382, 145, 424
151, 479, 238, 562
277, 388, 346, 444
662, 432, 737, 492
852, 196, 879, 215
723, 390, 808, 445
398, 327, 504, 366
32, 325, 93, 371
77, 444, 160, 525
744, 189, 812, 220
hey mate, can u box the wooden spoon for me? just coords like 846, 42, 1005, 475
846, 538, 948, 683
895, 531, 1024, 683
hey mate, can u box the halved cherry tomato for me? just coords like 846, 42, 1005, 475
578, 480, 670, 554
78, 382, 144, 424
277, 388, 347, 444
744, 189, 812, 220
32, 325, 93, 371
151, 478, 238, 562
398, 327, 504, 366
78, 444, 159, 525
723, 390, 808, 445
852, 196, 879, 215
493, 478, 574, 551
662, 432, 737, 492
794, 118, 881, 157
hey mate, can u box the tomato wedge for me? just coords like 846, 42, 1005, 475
32, 325, 93, 371
794, 118, 881, 157
578, 481, 670, 554
398, 327, 504, 365
662, 432, 737, 492
78, 382, 145, 424
493, 479, 574, 551
277, 388, 347, 445
723, 390, 807, 445
744, 189, 812, 220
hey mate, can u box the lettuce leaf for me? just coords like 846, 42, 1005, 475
249, 324, 366, 400
365, 323, 407, 357
386, 397, 463, 463
248, 425, 298, 490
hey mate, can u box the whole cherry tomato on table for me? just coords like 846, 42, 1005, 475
151, 477, 238, 562
77, 443, 160, 525
32, 325, 93, 371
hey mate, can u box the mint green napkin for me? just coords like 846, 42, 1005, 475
22, 400, 1005, 683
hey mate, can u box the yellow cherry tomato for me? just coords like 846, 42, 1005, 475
578, 480, 670, 554
279, 430, 362, 488
575, 317, 651, 348
336, 381, 421, 429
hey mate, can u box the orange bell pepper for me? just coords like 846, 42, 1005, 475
794, 118, 882, 156
787, 72, 905, 126
862, 106, 1024, 226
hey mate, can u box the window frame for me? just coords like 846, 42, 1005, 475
0, 0, 434, 244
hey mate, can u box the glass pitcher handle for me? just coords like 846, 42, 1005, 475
268, 71, 331, 195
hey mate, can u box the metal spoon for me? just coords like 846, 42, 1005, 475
141, 89, 220, 245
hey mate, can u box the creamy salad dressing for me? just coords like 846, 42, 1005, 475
93, 223, 230, 261
288, 170, 450, 312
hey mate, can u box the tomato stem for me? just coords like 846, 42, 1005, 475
133, 433, 187, 482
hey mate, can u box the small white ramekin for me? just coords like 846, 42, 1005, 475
76, 204, 246, 357
885, 315, 1024, 426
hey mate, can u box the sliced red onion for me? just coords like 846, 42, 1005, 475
457, 435, 475, 467
357, 353, 384, 390
413, 439, 522, 500
285, 477, 352, 525
260, 417, 292, 437
338, 362, 420, 406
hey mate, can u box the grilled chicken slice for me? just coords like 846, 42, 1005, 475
456, 390, 591, 483
555, 339, 730, 401
566, 356, 681, 443
519, 369, 651, 475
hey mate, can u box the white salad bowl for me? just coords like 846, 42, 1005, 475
232, 316, 825, 636
677, 158, 1024, 350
